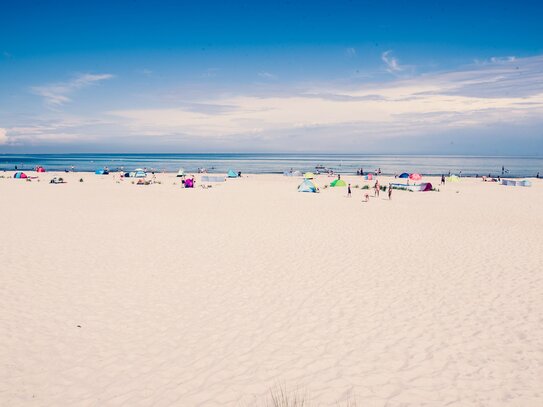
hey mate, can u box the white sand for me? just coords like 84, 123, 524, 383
1, 172, 542, 406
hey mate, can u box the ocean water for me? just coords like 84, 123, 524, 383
0, 153, 541, 177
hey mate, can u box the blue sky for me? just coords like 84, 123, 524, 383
1, 0, 543, 154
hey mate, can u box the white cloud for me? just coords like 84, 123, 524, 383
201, 68, 220, 78
7, 55, 543, 152
490, 56, 516, 63
345, 47, 357, 58
31, 73, 114, 108
0, 128, 7, 144
106, 55, 543, 147
382, 50, 403, 73
258, 72, 277, 80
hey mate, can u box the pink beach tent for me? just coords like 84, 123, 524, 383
14, 172, 28, 179
37, 167, 46, 173
409, 173, 422, 181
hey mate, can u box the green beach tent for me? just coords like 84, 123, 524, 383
330, 179, 347, 187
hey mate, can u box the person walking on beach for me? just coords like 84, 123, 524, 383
441, 174, 445, 185
347, 183, 351, 197
374, 180, 380, 197
388, 184, 392, 200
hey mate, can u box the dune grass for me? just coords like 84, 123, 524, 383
245, 385, 358, 407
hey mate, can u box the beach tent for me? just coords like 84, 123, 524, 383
227, 169, 238, 178
409, 173, 422, 181
330, 179, 347, 187
501, 179, 532, 187
390, 182, 432, 192
365, 173, 373, 180
201, 176, 225, 182
95, 169, 109, 175
303, 172, 315, 179
399, 172, 409, 178
298, 179, 318, 193
292, 170, 302, 177
36, 167, 46, 173
176, 168, 185, 177
184, 178, 194, 188
14, 172, 28, 179
420, 182, 433, 191
447, 175, 460, 182
133, 169, 146, 178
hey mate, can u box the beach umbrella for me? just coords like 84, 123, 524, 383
409, 173, 422, 181
303, 172, 315, 179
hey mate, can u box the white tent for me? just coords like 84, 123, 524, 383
176, 168, 185, 177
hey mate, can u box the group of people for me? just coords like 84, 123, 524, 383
344, 178, 393, 202
355, 168, 382, 176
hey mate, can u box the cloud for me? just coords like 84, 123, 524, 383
382, 50, 403, 73
345, 47, 357, 58
0, 128, 7, 144
258, 72, 277, 80
6, 55, 543, 153
31, 73, 114, 108
490, 56, 516, 64
201, 68, 220, 78
106, 55, 543, 150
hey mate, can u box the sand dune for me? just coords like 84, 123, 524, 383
1, 172, 542, 406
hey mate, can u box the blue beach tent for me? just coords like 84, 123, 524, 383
298, 179, 318, 193
399, 172, 409, 178
227, 170, 238, 178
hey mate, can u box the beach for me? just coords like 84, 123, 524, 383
1, 172, 542, 406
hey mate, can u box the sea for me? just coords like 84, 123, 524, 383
0, 153, 541, 178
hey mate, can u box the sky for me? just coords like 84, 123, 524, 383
1, 0, 543, 154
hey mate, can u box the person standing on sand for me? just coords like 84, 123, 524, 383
388, 184, 392, 200
441, 174, 445, 185
374, 180, 380, 197
347, 184, 351, 197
